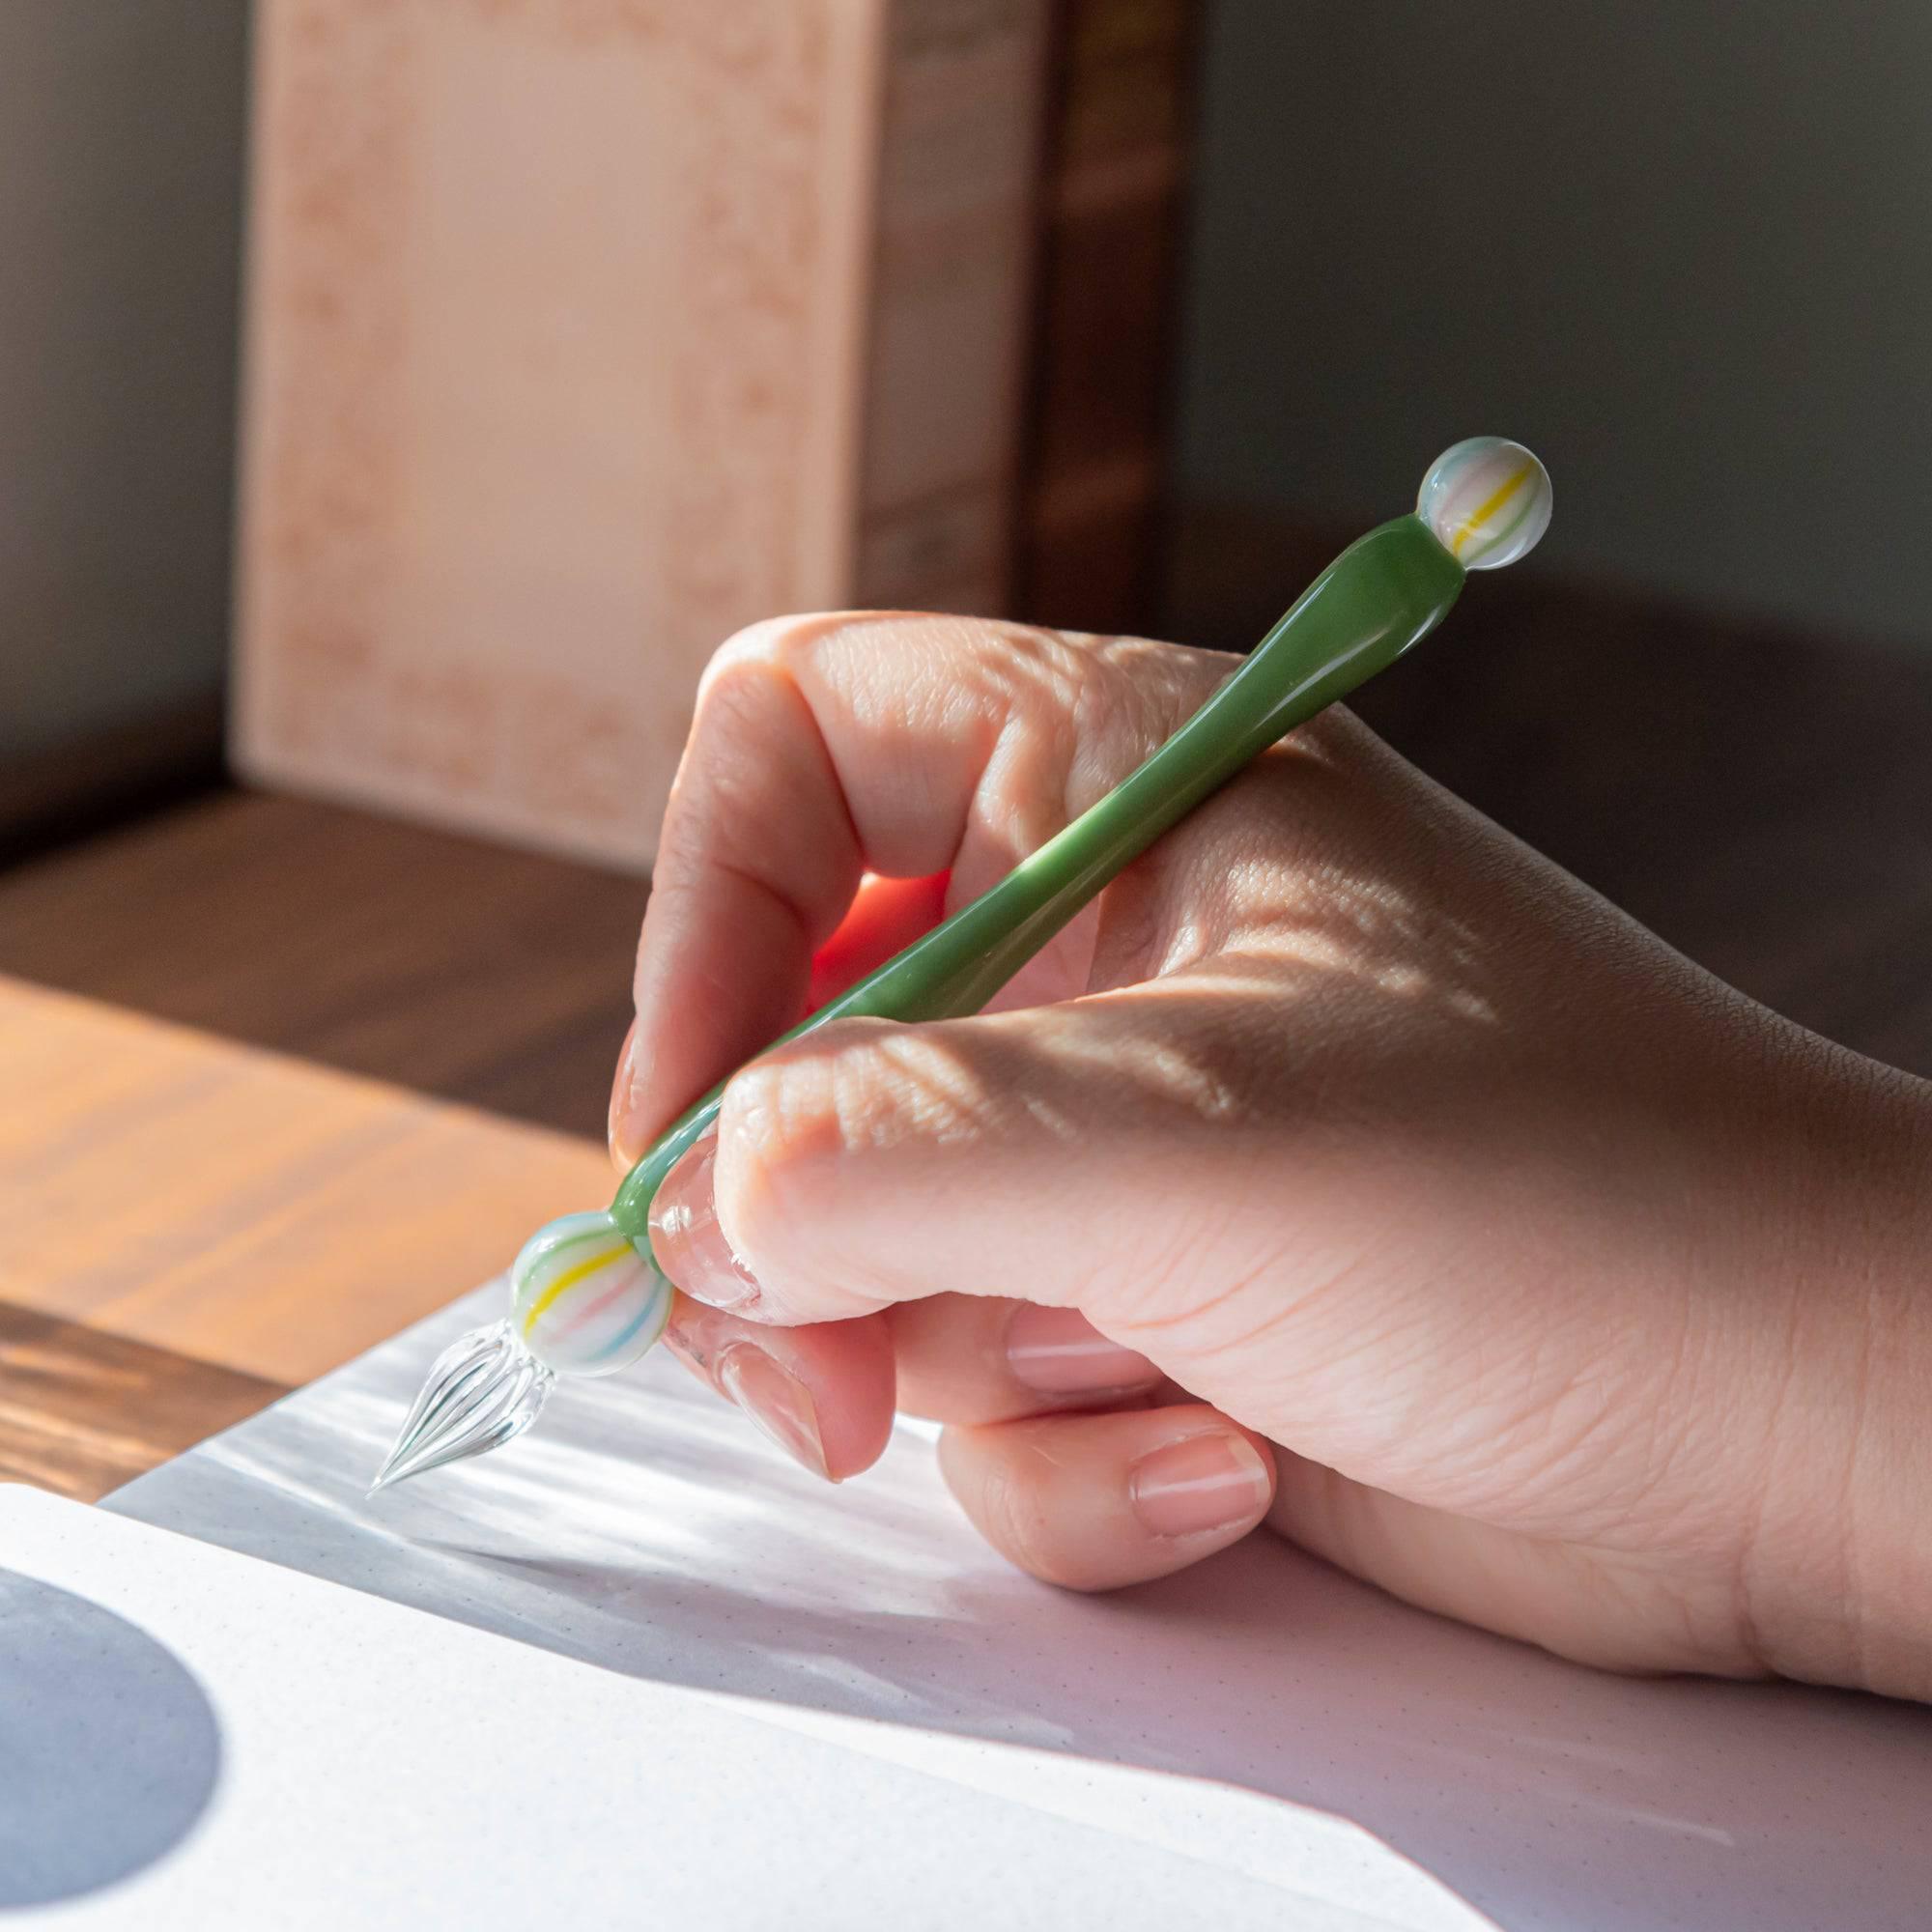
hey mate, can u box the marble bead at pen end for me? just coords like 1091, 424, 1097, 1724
1417, 437, 1551, 570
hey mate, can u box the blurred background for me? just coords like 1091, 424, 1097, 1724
3, 0, 1930, 1145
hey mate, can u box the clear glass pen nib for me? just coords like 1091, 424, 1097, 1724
368, 1321, 554, 1495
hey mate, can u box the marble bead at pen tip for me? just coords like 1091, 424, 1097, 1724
370, 436, 1551, 1498
367, 1211, 671, 1492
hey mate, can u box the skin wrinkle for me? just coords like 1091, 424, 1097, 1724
1570, 1367, 1713, 1557
776, 617, 967, 876
1108, 1229, 1319, 1351
974, 1435, 1061, 1583
633, 640, 867, 1050
815, 638, 982, 877
1067, 638, 1222, 820
1807, 1092, 1930, 1690
698, 645, 863, 868
1727, 1210, 1884, 1687
1837, 1266, 1880, 1691
1726, 1287, 1804, 1678
1089, 1212, 1267, 1342
1537, 1229, 1773, 1556
1283, 1293, 1550, 1495
787, 973, 1505, 1349
651, 764, 830, 913
1483, 1352, 1665, 1545
1610, 1264, 1750, 1555
703, 853, 820, 958
947, 631, 1184, 996
1090, 870, 1194, 990
954, 635, 1203, 1000
1837, 1077, 1932, 1695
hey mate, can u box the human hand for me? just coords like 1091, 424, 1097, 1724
611, 613, 1932, 1699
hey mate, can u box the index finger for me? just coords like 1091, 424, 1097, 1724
615, 612, 1224, 1161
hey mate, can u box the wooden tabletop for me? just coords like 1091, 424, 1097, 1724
0, 976, 611, 1498
0, 787, 642, 1501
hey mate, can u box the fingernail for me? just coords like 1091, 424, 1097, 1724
608, 1019, 641, 1165
649, 1126, 763, 1312
1128, 1432, 1271, 1540
659, 1296, 724, 1380
716, 1341, 830, 1480
1006, 1303, 1161, 1397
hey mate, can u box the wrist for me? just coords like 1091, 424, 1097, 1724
1837, 1098, 1932, 1702
1746, 1049, 1932, 1699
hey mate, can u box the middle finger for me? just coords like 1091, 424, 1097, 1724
889, 1294, 1165, 1425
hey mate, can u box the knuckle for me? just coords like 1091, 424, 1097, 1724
971, 1440, 1099, 1590
716, 1015, 989, 1221
702, 612, 829, 686
830, 1025, 1001, 1155
1069, 637, 1233, 808
715, 1020, 1003, 1306
873, 617, 1093, 739
714, 1051, 843, 1264
693, 611, 866, 726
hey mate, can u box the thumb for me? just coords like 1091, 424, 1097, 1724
645, 993, 1317, 1374
644, 991, 1665, 1540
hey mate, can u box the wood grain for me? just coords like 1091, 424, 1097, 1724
0, 791, 643, 1139
0, 977, 612, 1398
0, 1301, 285, 1502
0, 794, 639, 1496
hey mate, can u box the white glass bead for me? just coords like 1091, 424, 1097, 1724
1417, 438, 1551, 570
509, 1209, 672, 1376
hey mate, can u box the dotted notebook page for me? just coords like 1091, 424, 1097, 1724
112, 1283, 1932, 1932
1, 1487, 1334, 1931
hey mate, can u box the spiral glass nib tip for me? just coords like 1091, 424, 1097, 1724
368, 1321, 554, 1495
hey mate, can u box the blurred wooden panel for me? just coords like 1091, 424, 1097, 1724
236, 1, 1049, 867
1015, 0, 1201, 636
0, 789, 641, 1138
0, 977, 613, 1388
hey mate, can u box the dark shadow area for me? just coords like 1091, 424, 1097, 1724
1169, 508, 1932, 1078
0, 696, 225, 872
0, 1568, 221, 1907
0, 2, 247, 856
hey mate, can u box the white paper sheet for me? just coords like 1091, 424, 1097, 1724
108, 1284, 1932, 1931
1, 1486, 1415, 1929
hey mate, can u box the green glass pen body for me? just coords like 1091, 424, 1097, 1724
608, 514, 1463, 1244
